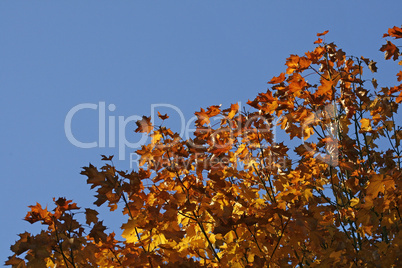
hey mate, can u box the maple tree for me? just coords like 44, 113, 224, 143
6, 25, 402, 267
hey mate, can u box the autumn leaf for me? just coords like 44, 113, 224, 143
89, 221, 107, 243
360, 118, 372, 132
383, 25, 402, 39
194, 108, 210, 126
135, 116, 153, 133
397, 71, 402, 82
85, 208, 99, 225
5, 255, 26, 268
8, 24, 402, 268
368, 60, 378, 73
101, 155, 114, 161
157, 111, 169, 120
390, 85, 402, 103
315, 77, 338, 96
288, 74, 307, 93
314, 38, 323, 44
207, 105, 221, 117
372, 78, 378, 89
317, 30, 329, 36
24, 203, 52, 224
121, 219, 140, 244
268, 72, 286, 84
380, 41, 400, 60
227, 103, 239, 119
366, 174, 394, 197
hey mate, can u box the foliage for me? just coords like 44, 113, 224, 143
6, 26, 402, 267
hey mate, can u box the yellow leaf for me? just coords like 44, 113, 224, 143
151, 131, 162, 144
228, 103, 239, 119
121, 219, 141, 244
366, 174, 394, 197
350, 198, 359, 207
224, 230, 236, 243
303, 189, 313, 201
360, 118, 372, 132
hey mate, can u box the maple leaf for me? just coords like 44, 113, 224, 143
81, 164, 106, 189
89, 221, 107, 243
9, 24, 402, 268
383, 25, 402, 39
10, 232, 31, 255
227, 103, 239, 119
359, 118, 372, 132
366, 174, 395, 197
85, 208, 99, 225
101, 155, 114, 161
372, 78, 378, 89
368, 60, 378, 73
268, 73, 286, 84
288, 73, 307, 93
54, 197, 79, 211
207, 105, 221, 117
135, 116, 153, 133
314, 38, 323, 44
25, 203, 52, 224
314, 77, 338, 96
317, 30, 329, 36
121, 219, 140, 244
195, 108, 210, 126
397, 71, 402, 82
5, 255, 26, 268
380, 41, 400, 60
157, 111, 169, 120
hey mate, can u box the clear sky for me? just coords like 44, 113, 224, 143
1, 1, 401, 262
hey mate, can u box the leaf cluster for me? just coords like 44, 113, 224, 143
6, 26, 402, 267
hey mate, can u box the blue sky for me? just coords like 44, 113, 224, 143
1, 1, 401, 262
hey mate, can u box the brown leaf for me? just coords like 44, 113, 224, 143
368, 60, 378, 73
85, 208, 99, 225
135, 116, 153, 133
157, 111, 169, 120
101, 155, 114, 161
380, 41, 400, 60
89, 221, 107, 243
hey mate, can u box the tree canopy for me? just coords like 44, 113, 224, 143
6, 25, 402, 267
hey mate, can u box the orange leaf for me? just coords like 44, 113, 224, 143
25, 203, 52, 224
380, 41, 400, 60
317, 30, 329, 36
288, 74, 307, 93
268, 73, 286, 84
314, 38, 323, 44
207, 105, 221, 117
397, 71, 402, 82
383, 25, 402, 39
227, 103, 239, 119
396, 92, 402, 103
315, 77, 337, 96
195, 108, 210, 126
157, 111, 169, 120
